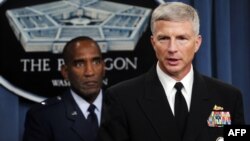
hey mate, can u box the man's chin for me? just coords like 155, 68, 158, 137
82, 88, 100, 96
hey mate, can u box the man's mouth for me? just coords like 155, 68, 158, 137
83, 81, 98, 87
167, 58, 179, 65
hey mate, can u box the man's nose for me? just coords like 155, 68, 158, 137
84, 63, 94, 76
168, 39, 178, 52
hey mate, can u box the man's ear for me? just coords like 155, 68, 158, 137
150, 35, 156, 51
102, 60, 106, 77
60, 65, 68, 80
195, 35, 202, 53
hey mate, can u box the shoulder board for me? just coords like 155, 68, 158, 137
39, 96, 62, 106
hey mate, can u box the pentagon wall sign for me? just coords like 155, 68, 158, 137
6, 0, 151, 53
0, 0, 6, 5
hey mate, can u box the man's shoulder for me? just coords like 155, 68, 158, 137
108, 73, 146, 91
106, 66, 157, 95
201, 75, 241, 95
28, 95, 65, 115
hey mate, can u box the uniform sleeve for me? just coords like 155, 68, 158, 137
22, 109, 52, 141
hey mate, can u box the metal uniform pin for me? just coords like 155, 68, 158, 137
216, 137, 224, 141
57, 96, 62, 100
71, 111, 77, 116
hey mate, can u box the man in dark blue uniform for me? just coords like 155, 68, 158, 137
23, 36, 106, 141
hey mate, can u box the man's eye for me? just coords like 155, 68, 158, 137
177, 36, 189, 40
180, 37, 187, 40
158, 37, 168, 41
75, 62, 84, 67
93, 59, 101, 65
157, 37, 169, 43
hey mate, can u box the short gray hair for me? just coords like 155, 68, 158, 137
150, 2, 200, 35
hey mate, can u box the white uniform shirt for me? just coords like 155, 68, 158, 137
71, 89, 103, 125
156, 63, 193, 115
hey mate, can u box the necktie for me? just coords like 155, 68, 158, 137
87, 104, 98, 141
174, 82, 188, 138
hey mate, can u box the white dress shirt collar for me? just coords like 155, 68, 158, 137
71, 89, 103, 125
156, 63, 194, 114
